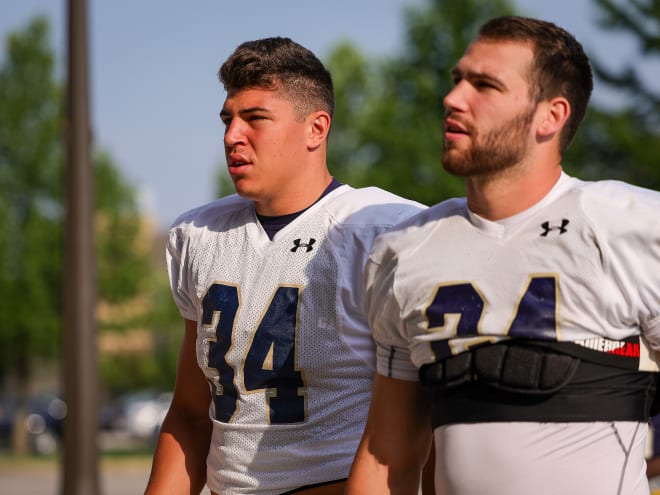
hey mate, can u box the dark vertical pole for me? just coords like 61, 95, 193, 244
63, 0, 99, 493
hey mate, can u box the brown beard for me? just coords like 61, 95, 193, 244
442, 106, 536, 177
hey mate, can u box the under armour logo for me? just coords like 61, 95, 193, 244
540, 219, 570, 236
291, 238, 316, 252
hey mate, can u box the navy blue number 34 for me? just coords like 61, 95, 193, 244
201, 283, 306, 424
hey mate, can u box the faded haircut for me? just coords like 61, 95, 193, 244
219, 37, 335, 121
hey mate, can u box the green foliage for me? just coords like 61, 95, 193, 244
95, 152, 149, 305
327, 0, 516, 205
215, 166, 234, 199
0, 17, 155, 388
326, 0, 660, 202
0, 17, 64, 381
592, 0, 660, 126
566, 106, 660, 187
565, 0, 660, 189
563, 0, 660, 191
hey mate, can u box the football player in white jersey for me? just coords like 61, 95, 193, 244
143, 37, 425, 495
346, 16, 660, 495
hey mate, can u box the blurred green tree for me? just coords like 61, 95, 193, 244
326, 0, 516, 205
323, 0, 660, 203
0, 17, 67, 391
0, 17, 165, 409
593, 0, 659, 127
564, 0, 660, 189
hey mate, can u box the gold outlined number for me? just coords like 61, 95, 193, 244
426, 276, 559, 359
202, 283, 306, 424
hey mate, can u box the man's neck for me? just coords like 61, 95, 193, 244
466, 163, 563, 221
256, 177, 342, 240
255, 171, 334, 216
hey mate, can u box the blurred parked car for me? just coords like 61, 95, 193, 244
1, 389, 173, 455
105, 389, 172, 447
0, 393, 67, 455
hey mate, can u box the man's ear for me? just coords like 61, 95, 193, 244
307, 111, 331, 150
537, 96, 571, 139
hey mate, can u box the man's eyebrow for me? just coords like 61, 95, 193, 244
220, 106, 271, 118
451, 67, 504, 87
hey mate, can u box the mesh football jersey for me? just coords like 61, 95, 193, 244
167, 185, 424, 495
366, 173, 660, 380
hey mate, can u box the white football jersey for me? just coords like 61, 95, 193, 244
366, 173, 660, 380
433, 421, 650, 495
366, 173, 660, 495
167, 185, 424, 495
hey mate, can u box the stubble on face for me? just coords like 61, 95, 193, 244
442, 105, 536, 178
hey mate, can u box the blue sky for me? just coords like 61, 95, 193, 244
2, 0, 656, 229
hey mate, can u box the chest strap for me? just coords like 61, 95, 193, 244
420, 341, 658, 427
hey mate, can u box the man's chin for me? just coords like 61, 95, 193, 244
441, 155, 471, 178
232, 182, 260, 201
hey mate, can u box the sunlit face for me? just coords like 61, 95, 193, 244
442, 39, 538, 177
220, 88, 310, 208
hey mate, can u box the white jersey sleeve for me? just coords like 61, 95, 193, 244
167, 194, 252, 322
581, 180, 660, 346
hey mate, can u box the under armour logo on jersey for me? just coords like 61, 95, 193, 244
540, 219, 570, 236
291, 238, 316, 252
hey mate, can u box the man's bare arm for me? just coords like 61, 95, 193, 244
346, 374, 433, 495
144, 318, 212, 495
